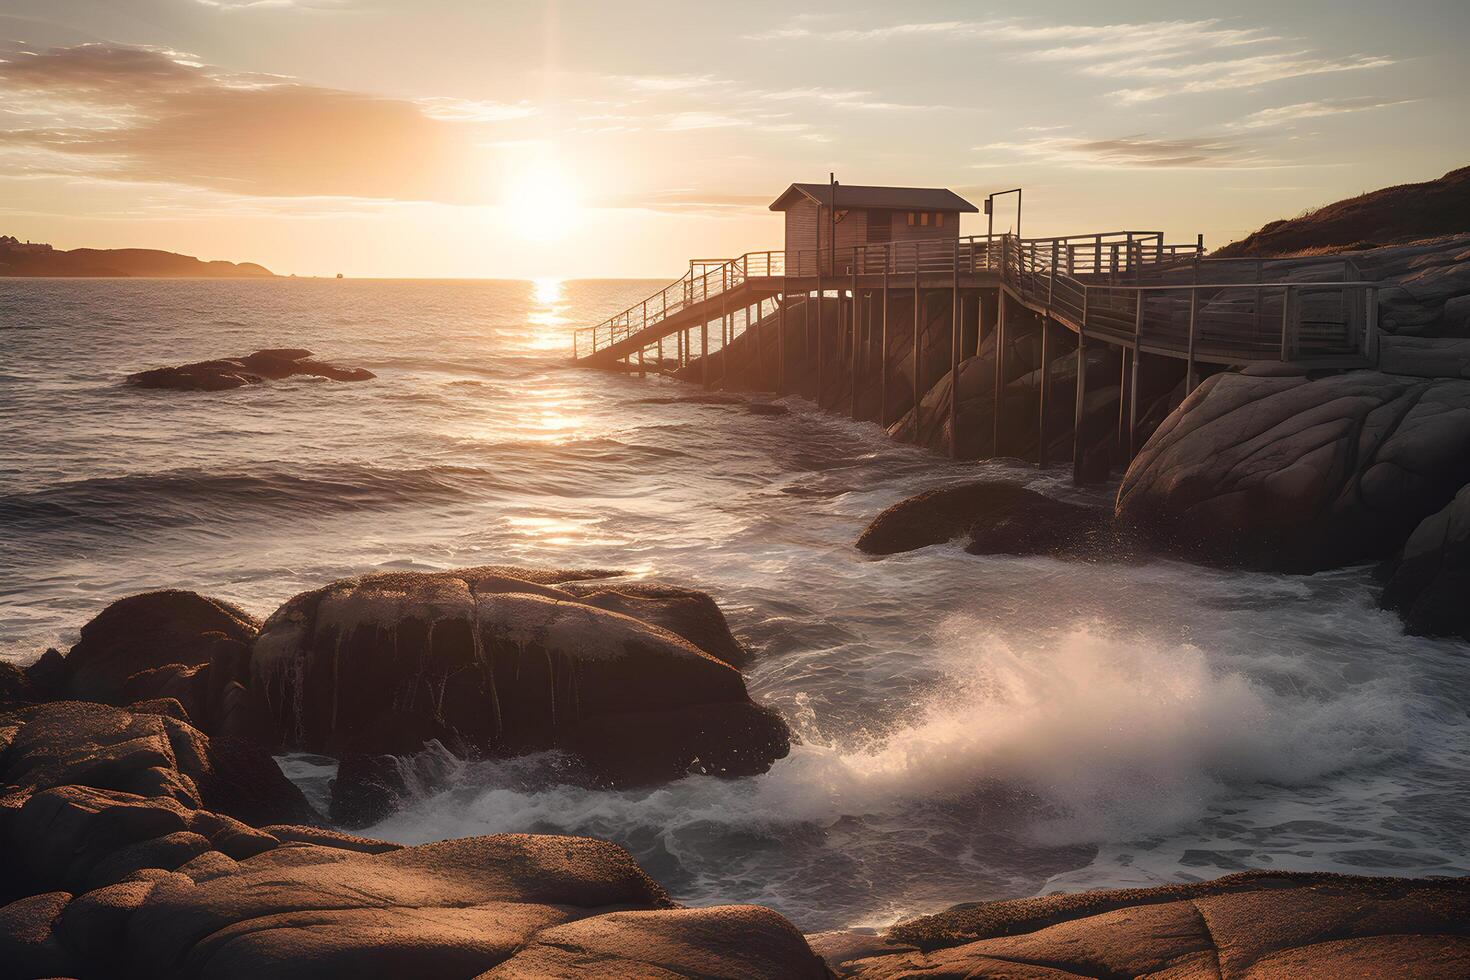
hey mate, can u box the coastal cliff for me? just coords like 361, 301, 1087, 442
0, 235, 273, 278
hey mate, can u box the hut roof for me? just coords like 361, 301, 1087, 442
769, 183, 979, 213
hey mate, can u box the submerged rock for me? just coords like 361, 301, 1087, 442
249, 566, 788, 786
857, 480, 1110, 558
127, 348, 374, 391
1117, 369, 1470, 571
838, 870, 1470, 978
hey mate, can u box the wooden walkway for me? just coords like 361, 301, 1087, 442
572, 231, 1382, 480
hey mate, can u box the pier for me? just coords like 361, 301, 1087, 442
573, 184, 1382, 484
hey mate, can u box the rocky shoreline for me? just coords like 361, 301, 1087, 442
3, 560, 1467, 977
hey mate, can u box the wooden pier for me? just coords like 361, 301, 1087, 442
573, 229, 1381, 484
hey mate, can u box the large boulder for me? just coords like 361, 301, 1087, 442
857, 480, 1110, 558
60, 590, 259, 705
1116, 369, 1470, 571
249, 567, 788, 786
1380, 483, 1470, 637
838, 870, 1470, 978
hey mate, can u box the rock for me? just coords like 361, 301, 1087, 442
329, 752, 410, 828
60, 590, 259, 704
122, 834, 674, 979
127, 348, 375, 391
23, 648, 66, 701
746, 402, 790, 416
0, 890, 77, 979
259, 824, 400, 854
857, 480, 1108, 557
0, 661, 32, 706
249, 567, 788, 787
479, 905, 830, 979
565, 701, 791, 788
1117, 370, 1470, 571
850, 871, 1470, 979
560, 581, 749, 669
1380, 483, 1470, 637
0, 702, 309, 896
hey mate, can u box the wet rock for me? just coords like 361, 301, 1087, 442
0, 661, 32, 706
1380, 483, 1470, 638
22, 648, 65, 701
1116, 370, 1470, 571
249, 567, 788, 786
561, 581, 749, 669
565, 701, 790, 788
259, 824, 401, 854
127, 348, 374, 391
329, 752, 410, 828
480, 905, 830, 979
60, 590, 259, 704
852, 871, 1470, 979
857, 480, 1109, 558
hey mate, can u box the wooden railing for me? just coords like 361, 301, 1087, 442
1007, 238, 1379, 363
573, 230, 1190, 359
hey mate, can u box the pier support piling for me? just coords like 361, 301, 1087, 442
993, 290, 1007, 457
1037, 317, 1050, 468
1072, 330, 1088, 484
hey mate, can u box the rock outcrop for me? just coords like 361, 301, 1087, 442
857, 480, 1111, 558
1116, 369, 1470, 571
248, 566, 787, 787
127, 348, 374, 391
0, 701, 824, 979
826, 870, 1470, 978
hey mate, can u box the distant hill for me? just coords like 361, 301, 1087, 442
0, 235, 274, 278
1215, 165, 1470, 258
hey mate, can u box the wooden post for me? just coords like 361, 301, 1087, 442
1128, 344, 1140, 461
1037, 317, 1050, 468
777, 284, 787, 393
752, 300, 764, 388
701, 319, 709, 388
1072, 329, 1087, 485
816, 278, 825, 405
1116, 348, 1128, 460
880, 266, 889, 426
993, 289, 1006, 457
913, 279, 922, 440
1279, 285, 1293, 362
1186, 288, 1198, 392
851, 267, 860, 419
949, 237, 960, 458
637, 345, 645, 378
656, 334, 663, 374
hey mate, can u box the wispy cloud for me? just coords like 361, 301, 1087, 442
980, 133, 1277, 169
1227, 97, 1417, 130
746, 16, 1392, 103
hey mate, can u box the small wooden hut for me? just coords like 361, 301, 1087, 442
768, 183, 978, 266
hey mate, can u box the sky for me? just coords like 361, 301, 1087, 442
0, 0, 1466, 278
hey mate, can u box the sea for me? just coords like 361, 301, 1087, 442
2, 276, 1467, 931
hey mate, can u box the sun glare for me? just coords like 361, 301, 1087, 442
504, 169, 580, 242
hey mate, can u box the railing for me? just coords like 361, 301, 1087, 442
573, 230, 1191, 360
1007, 238, 1378, 363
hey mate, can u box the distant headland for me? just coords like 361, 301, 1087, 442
0, 235, 274, 278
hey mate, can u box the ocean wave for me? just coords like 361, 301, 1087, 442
356, 618, 1413, 927
0, 463, 499, 534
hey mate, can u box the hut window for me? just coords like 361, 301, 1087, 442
920, 213, 930, 226
936, 212, 945, 227
907, 212, 916, 226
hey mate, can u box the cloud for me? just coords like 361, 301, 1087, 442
0, 42, 524, 203
1228, 97, 1416, 130
980, 133, 1276, 169
746, 16, 1392, 102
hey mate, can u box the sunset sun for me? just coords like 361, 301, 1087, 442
504, 168, 581, 242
